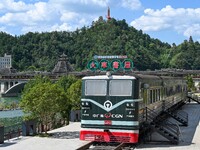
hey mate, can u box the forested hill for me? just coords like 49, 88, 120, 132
0, 17, 199, 72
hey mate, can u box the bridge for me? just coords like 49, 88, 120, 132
0, 70, 84, 97
0, 74, 31, 97
0, 53, 74, 97
1, 69, 200, 97
1, 54, 200, 97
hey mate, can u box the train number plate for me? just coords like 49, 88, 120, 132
104, 120, 112, 125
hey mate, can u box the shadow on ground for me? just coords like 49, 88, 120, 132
0, 142, 16, 147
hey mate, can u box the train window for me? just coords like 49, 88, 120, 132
85, 80, 107, 96
109, 80, 132, 96
158, 89, 161, 101
153, 90, 156, 102
150, 90, 153, 103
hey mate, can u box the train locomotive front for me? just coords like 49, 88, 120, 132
80, 74, 141, 143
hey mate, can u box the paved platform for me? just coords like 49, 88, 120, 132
0, 122, 89, 150
0, 102, 199, 150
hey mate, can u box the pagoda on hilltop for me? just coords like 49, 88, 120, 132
106, 7, 111, 20
52, 53, 73, 74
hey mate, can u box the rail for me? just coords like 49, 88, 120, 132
76, 142, 136, 150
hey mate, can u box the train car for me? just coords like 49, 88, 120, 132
80, 72, 187, 143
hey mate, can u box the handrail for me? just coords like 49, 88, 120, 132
144, 107, 159, 123
144, 107, 180, 143
4, 123, 22, 140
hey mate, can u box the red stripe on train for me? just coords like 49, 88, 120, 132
80, 130, 139, 143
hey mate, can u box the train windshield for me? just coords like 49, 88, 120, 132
85, 80, 107, 96
109, 80, 132, 96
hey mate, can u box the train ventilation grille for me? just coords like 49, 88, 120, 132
110, 136, 130, 143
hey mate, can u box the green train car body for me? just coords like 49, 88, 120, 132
80, 73, 187, 143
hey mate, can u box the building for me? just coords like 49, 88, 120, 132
52, 53, 73, 74
0, 53, 11, 69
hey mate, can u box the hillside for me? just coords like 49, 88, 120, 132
0, 17, 198, 72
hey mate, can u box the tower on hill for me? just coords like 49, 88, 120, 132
106, 7, 111, 20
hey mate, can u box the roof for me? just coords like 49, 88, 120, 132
52, 53, 73, 74
82, 75, 136, 80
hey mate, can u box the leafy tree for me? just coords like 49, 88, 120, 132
20, 82, 67, 134
22, 75, 51, 95
27, 65, 37, 71
56, 75, 78, 124
67, 79, 82, 110
56, 75, 77, 91
186, 75, 196, 92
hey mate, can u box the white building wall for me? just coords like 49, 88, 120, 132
0, 53, 12, 69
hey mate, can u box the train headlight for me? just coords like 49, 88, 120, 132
126, 103, 135, 107
81, 101, 90, 107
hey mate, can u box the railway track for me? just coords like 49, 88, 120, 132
76, 142, 136, 150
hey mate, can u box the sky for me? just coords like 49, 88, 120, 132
1, 0, 200, 45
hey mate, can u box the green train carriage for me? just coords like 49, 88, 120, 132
80, 72, 187, 143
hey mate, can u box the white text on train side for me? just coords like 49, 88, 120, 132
92, 113, 123, 118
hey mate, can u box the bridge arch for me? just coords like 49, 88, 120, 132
4, 82, 27, 95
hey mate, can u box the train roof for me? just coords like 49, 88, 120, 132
82, 75, 136, 80
133, 74, 162, 79
81, 72, 184, 80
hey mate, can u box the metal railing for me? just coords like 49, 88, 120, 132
4, 123, 22, 140
143, 107, 180, 144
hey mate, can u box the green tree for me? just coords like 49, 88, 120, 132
67, 79, 82, 110
56, 75, 77, 91
20, 80, 68, 134
186, 75, 195, 92
56, 75, 78, 124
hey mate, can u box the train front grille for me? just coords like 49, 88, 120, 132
110, 135, 131, 143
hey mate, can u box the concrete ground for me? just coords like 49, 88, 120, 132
0, 122, 89, 150
0, 102, 200, 150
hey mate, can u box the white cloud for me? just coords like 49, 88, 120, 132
0, 0, 113, 35
121, 0, 141, 10
48, 0, 109, 13
131, 5, 200, 37
183, 24, 200, 37
0, 26, 6, 32
0, 0, 142, 35
50, 23, 73, 32
27, 2, 48, 21
60, 12, 79, 22
0, 0, 32, 12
